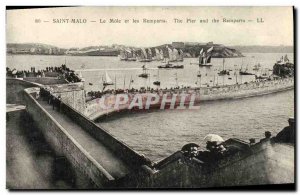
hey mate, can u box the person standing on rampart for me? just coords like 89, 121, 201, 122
57, 95, 62, 112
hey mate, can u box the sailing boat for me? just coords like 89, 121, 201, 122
199, 47, 213, 67
155, 48, 163, 61
148, 48, 153, 61
255, 68, 270, 80
139, 48, 152, 62
168, 47, 176, 62
178, 49, 184, 62
277, 54, 290, 65
120, 48, 137, 61
103, 71, 114, 86
218, 58, 230, 75
284, 54, 290, 63
77, 71, 85, 82
196, 61, 202, 78
169, 48, 179, 62
127, 48, 137, 61
190, 47, 213, 67
158, 46, 184, 69
240, 64, 254, 75
153, 69, 161, 86
253, 63, 261, 71
119, 49, 127, 61
138, 65, 149, 78
159, 49, 164, 61
168, 48, 184, 62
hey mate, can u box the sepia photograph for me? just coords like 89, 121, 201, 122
5, 6, 295, 190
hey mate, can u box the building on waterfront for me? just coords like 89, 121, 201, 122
206, 41, 214, 46
172, 42, 184, 49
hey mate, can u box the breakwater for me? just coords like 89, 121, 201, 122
85, 77, 294, 120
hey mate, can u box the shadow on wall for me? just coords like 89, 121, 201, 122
6, 79, 38, 105
6, 110, 78, 189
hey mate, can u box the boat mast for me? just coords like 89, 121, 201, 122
114, 75, 117, 90
148, 72, 151, 89
199, 74, 201, 88
123, 75, 126, 90
240, 73, 243, 84
222, 74, 225, 86
101, 74, 105, 91
242, 58, 244, 71
174, 73, 178, 87
234, 65, 238, 84
128, 75, 133, 89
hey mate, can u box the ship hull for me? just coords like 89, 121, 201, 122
158, 65, 184, 69
199, 64, 213, 67
103, 83, 114, 86
127, 58, 137, 61
139, 59, 152, 62
138, 74, 149, 78
169, 60, 184, 62
239, 71, 255, 75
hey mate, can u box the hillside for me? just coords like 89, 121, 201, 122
7, 43, 58, 50
7, 43, 66, 55
7, 42, 245, 58
182, 44, 244, 58
231, 45, 293, 53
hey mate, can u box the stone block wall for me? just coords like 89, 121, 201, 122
23, 88, 115, 187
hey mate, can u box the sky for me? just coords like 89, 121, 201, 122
6, 6, 294, 48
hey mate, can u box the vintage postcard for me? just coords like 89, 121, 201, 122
6, 6, 294, 189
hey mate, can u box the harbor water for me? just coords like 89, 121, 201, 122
7, 53, 294, 162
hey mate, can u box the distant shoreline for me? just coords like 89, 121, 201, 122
6, 52, 294, 57
7, 42, 293, 58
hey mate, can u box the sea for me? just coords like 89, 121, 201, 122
7, 53, 294, 162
